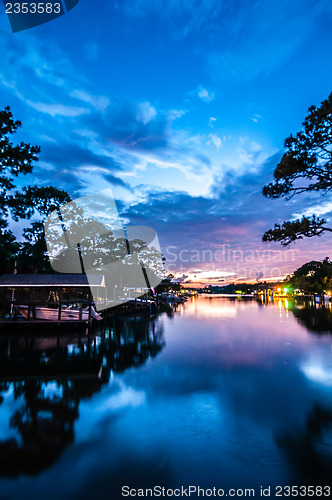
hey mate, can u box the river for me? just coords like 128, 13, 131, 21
0, 295, 332, 499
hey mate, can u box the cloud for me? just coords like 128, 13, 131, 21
85, 41, 99, 61
0, 27, 222, 197
34, 136, 132, 196
70, 90, 111, 112
122, 0, 225, 40
137, 102, 157, 125
32, 163, 89, 197
236, 138, 263, 167
26, 101, 89, 117
40, 141, 120, 170
251, 114, 262, 123
168, 109, 187, 121
293, 201, 332, 219
198, 87, 215, 102
0, 13, 280, 204
1, 4, 332, 283
0, 27, 174, 193
102, 174, 131, 189
206, 0, 332, 82
208, 133, 222, 149
78, 98, 169, 153
119, 0, 332, 84
209, 117, 217, 127
119, 139, 332, 281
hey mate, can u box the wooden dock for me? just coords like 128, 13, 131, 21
0, 273, 105, 328
0, 319, 91, 326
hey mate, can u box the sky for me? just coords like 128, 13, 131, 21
1, 0, 332, 286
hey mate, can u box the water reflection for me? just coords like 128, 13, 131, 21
289, 301, 332, 335
0, 379, 78, 476
276, 403, 332, 483
1, 297, 332, 498
0, 310, 166, 477
100, 314, 165, 377
183, 296, 238, 318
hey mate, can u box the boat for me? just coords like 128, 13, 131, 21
14, 305, 103, 321
163, 293, 185, 303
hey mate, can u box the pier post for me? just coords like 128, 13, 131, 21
58, 288, 62, 321
10, 287, 15, 319
88, 289, 92, 323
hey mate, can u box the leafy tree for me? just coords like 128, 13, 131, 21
0, 106, 39, 272
9, 185, 71, 221
46, 204, 165, 276
0, 220, 19, 273
0, 107, 164, 276
0, 107, 70, 273
285, 257, 332, 294
16, 222, 53, 273
47, 209, 118, 273
0, 107, 40, 211
14, 187, 72, 273
262, 93, 332, 245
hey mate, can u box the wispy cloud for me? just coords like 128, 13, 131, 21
26, 101, 89, 117
122, 0, 225, 40
198, 87, 215, 102
206, 0, 331, 82
84, 41, 99, 62
70, 90, 111, 112
251, 114, 262, 123
208, 134, 222, 149
1, 2, 332, 280
209, 117, 217, 127
136, 102, 157, 125
168, 109, 187, 121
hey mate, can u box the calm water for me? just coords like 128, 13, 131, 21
0, 296, 332, 499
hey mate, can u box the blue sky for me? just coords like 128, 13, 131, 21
1, 0, 332, 284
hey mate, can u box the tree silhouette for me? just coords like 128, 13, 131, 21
262, 93, 332, 245
0, 107, 71, 272
285, 257, 332, 294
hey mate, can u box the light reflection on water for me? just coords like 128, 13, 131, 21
0, 296, 332, 498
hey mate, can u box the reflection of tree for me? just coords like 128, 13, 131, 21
0, 332, 102, 476
276, 404, 332, 482
0, 379, 78, 476
290, 303, 332, 334
0, 312, 166, 476
100, 316, 165, 378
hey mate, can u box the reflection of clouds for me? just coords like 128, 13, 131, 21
275, 403, 332, 482
0, 387, 24, 444
100, 380, 146, 411
76, 379, 146, 443
301, 356, 332, 386
42, 382, 64, 400
2, 299, 332, 495
173, 298, 310, 364
184, 300, 237, 318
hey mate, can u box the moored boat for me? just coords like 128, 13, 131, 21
15, 305, 102, 321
